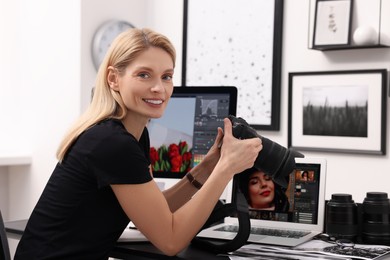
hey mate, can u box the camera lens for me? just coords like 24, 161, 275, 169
362, 192, 390, 245
326, 193, 358, 241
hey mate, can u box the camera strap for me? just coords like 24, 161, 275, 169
191, 175, 250, 253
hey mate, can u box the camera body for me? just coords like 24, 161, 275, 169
228, 115, 304, 188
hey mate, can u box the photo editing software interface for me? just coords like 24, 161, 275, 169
147, 87, 236, 178
241, 163, 321, 225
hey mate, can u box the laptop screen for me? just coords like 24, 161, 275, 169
148, 86, 237, 179
233, 158, 326, 227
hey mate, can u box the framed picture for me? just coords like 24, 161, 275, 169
288, 69, 387, 155
182, 0, 283, 130
312, 0, 353, 48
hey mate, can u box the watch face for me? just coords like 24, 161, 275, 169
92, 20, 134, 71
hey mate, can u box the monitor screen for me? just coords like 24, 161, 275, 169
148, 86, 237, 179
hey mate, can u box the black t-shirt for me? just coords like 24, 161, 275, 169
14, 119, 152, 260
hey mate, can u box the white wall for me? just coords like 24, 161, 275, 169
0, 0, 24, 220
1, 0, 389, 224
279, 0, 390, 203
1, 0, 81, 220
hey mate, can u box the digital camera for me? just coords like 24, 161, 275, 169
228, 115, 304, 188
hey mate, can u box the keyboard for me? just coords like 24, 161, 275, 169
215, 225, 310, 239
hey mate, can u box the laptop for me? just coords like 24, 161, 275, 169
196, 157, 327, 247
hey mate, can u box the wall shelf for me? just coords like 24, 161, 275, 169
311, 44, 390, 51
308, 0, 390, 51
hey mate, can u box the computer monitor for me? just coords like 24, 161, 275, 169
148, 86, 237, 179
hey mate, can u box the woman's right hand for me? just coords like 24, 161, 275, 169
218, 118, 262, 178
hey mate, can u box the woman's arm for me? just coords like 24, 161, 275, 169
111, 118, 262, 256
162, 127, 224, 212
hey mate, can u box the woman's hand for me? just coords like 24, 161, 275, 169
218, 118, 262, 178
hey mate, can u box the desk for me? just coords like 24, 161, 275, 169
6, 219, 390, 260
0, 153, 31, 166
5, 219, 227, 259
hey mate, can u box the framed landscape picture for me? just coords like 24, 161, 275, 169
288, 69, 387, 155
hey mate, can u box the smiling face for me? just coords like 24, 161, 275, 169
248, 171, 275, 210
108, 47, 174, 125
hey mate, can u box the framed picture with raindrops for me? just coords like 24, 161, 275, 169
182, 0, 284, 130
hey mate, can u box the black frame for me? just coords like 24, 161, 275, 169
312, 0, 353, 49
288, 69, 387, 155
181, 0, 283, 131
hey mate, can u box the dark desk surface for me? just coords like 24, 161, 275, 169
5, 219, 227, 259
6, 219, 390, 260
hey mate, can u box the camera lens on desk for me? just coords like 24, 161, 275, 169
326, 193, 358, 241
362, 192, 390, 245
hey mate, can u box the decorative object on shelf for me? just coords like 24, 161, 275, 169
312, 0, 353, 48
91, 20, 134, 71
288, 69, 387, 155
352, 26, 377, 45
182, 0, 283, 130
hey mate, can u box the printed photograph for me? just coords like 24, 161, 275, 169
302, 85, 368, 137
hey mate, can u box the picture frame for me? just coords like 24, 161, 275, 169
181, 0, 284, 130
312, 0, 353, 48
288, 69, 387, 155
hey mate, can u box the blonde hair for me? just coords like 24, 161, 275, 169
56, 28, 176, 161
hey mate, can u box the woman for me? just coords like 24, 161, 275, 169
14, 28, 262, 259
301, 170, 309, 182
239, 168, 289, 212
